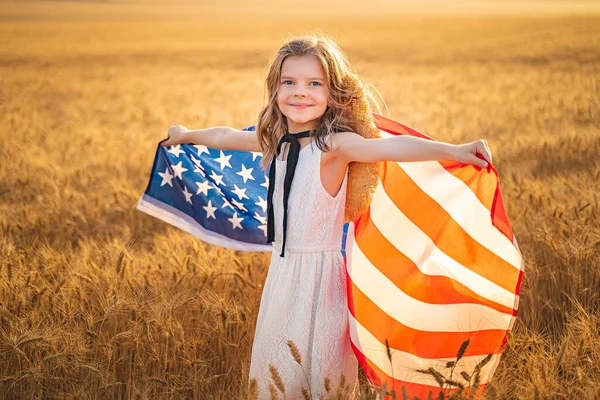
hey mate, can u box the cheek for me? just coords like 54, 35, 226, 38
318, 92, 330, 107
276, 94, 289, 115
276, 92, 285, 107
277, 86, 290, 101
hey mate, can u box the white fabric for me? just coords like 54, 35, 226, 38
248, 136, 358, 399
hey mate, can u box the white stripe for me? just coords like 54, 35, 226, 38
369, 183, 518, 310
136, 195, 272, 252
349, 313, 497, 388
346, 227, 513, 332
378, 130, 522, 271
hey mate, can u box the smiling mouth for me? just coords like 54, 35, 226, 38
290, 104, 312, 109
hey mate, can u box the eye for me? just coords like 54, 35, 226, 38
309, 81, 322, 86
282, 80, 293, 85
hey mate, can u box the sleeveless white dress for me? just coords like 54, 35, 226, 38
248, 135, 358, 399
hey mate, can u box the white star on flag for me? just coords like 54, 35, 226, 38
190, 156, 206, 176
236, 164, 255, 183
231, 184, 249, 200
221, 198, 234, 209
228, 212, 244, 229
190, 155, 201, 166
182, 185, 193, 204
253, 212, 267, 225
171, 161, 188, 180
194, 167, 205, 177
251, 151, 262, 161
215, 151, 232, 170
203, 200, 217, 219
213, 185, 225, 197
260, 177, 269, 189
209, 170, 225, 186
158, 167, 174, 187
195, 180, 213, 196
167, 145, 185, 157
255, 196, 267, 212
231, 199, 247, 212
193, 145, 210, 156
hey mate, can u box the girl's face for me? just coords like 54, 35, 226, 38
277, 55, 330, 133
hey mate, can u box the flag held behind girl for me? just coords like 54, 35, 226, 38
135, 113, 524, 399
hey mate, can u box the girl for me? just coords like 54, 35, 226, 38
161, 34, 492, 399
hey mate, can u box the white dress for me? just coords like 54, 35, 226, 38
248, 135, 358, 399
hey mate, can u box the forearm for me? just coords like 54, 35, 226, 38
179, 125, 261, 152
182, 126, 230, 148
383, 135, 457, 162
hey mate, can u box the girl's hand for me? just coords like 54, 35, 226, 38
453, 140, 493, 169
161, 125, 189, 147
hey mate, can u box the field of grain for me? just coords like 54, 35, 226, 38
0, 1, 599, 398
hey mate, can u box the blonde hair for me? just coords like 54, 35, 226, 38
257, 33, 383, 222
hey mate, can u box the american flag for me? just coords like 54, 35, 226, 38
346, 114, 524, 398
136, 125, 351, 254
136, 125, 273, 251
135, 114, 523, 398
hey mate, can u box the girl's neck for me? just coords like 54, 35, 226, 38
286, 120, 316, 134
287, 129, 312, 135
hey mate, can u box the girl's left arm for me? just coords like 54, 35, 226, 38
335, 132, 492, 168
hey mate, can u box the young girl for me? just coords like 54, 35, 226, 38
161, 34, 492, 399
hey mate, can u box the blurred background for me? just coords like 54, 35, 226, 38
0, 1, 599, 398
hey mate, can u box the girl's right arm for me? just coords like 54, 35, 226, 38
161, 125, 262, 153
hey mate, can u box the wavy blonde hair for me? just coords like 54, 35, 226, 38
257, 33, 383, 222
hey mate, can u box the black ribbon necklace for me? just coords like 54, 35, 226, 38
266, 129, 313, 257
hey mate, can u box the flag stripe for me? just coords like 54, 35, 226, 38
348, 115, 523, 398
439, 159, 514, 240
353, 343, 489, 400
362, 187, 518, 311
390, 155, 522, 270
347, 271, 509, 359
348, 313, 498, 387
351, 340, 475, 399
373, 113, 515, 241
346, 230, 514, 333
356, 210, 514, 314
136, 194, 271, 251
380, 161, 520, 294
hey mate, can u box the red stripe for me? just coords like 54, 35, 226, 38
354, 210, 515, 314
378, 161, 521, 294
438, 160, 514, 241
372, 112, 515, 242
350, 340, 492, 399
353, 341, 488, 399
352, 113, 522, 399
346, 270, 507, 359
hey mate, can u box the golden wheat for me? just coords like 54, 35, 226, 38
0, 2, 598, 399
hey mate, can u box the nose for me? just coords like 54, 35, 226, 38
293, 86, 308, 97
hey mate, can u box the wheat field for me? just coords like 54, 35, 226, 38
0, 1, 599, 399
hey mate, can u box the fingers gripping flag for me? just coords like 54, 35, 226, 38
135, 115, 524, 399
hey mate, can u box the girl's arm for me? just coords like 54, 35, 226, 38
161, 125, 262, 153
335, 131, 492, 168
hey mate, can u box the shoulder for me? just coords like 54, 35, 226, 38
323, 131, 365, 164
328, 131, 362, 147
328, 131, 368, 153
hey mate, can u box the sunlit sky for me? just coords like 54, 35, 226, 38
2, 0, 599, 21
